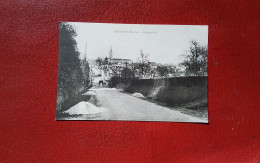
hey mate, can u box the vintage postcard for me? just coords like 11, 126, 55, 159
56, 22, 208, 123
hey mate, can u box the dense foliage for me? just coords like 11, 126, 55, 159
121, 68, 134, 79
156, 65, 179, 77
182, 40, 208, 76
57, 23, 84, 110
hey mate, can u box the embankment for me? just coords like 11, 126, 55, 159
110, 76, 208, 105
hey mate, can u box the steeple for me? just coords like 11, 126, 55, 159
84, 42, 87, 61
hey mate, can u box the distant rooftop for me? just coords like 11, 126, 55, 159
148, 61, 156, 65
110, 58, 132, 61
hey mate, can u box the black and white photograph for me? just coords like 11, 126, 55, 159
56, 22, 208, 123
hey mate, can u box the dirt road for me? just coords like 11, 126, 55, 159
84, 88, 206, 123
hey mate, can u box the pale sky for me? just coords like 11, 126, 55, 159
67, 22, 208, 65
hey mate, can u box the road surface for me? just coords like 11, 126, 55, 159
65, 88, 207, 123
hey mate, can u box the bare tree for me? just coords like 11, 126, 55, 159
136, 50, 151, 78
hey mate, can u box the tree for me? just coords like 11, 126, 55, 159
156, 65, 168, 77
182, 40, 208, 76
95, 57, 103, 67
156, 64, 180, 77
57, 22, 84, 110
82, 59, 90, 90
103, 57, 109, 65
136, 50, 151, 78
121, 67, 134, 79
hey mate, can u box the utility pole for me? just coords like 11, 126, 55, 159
84, 42, 87, 91
109, 46, 113, 59
124, 61, 128, 91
